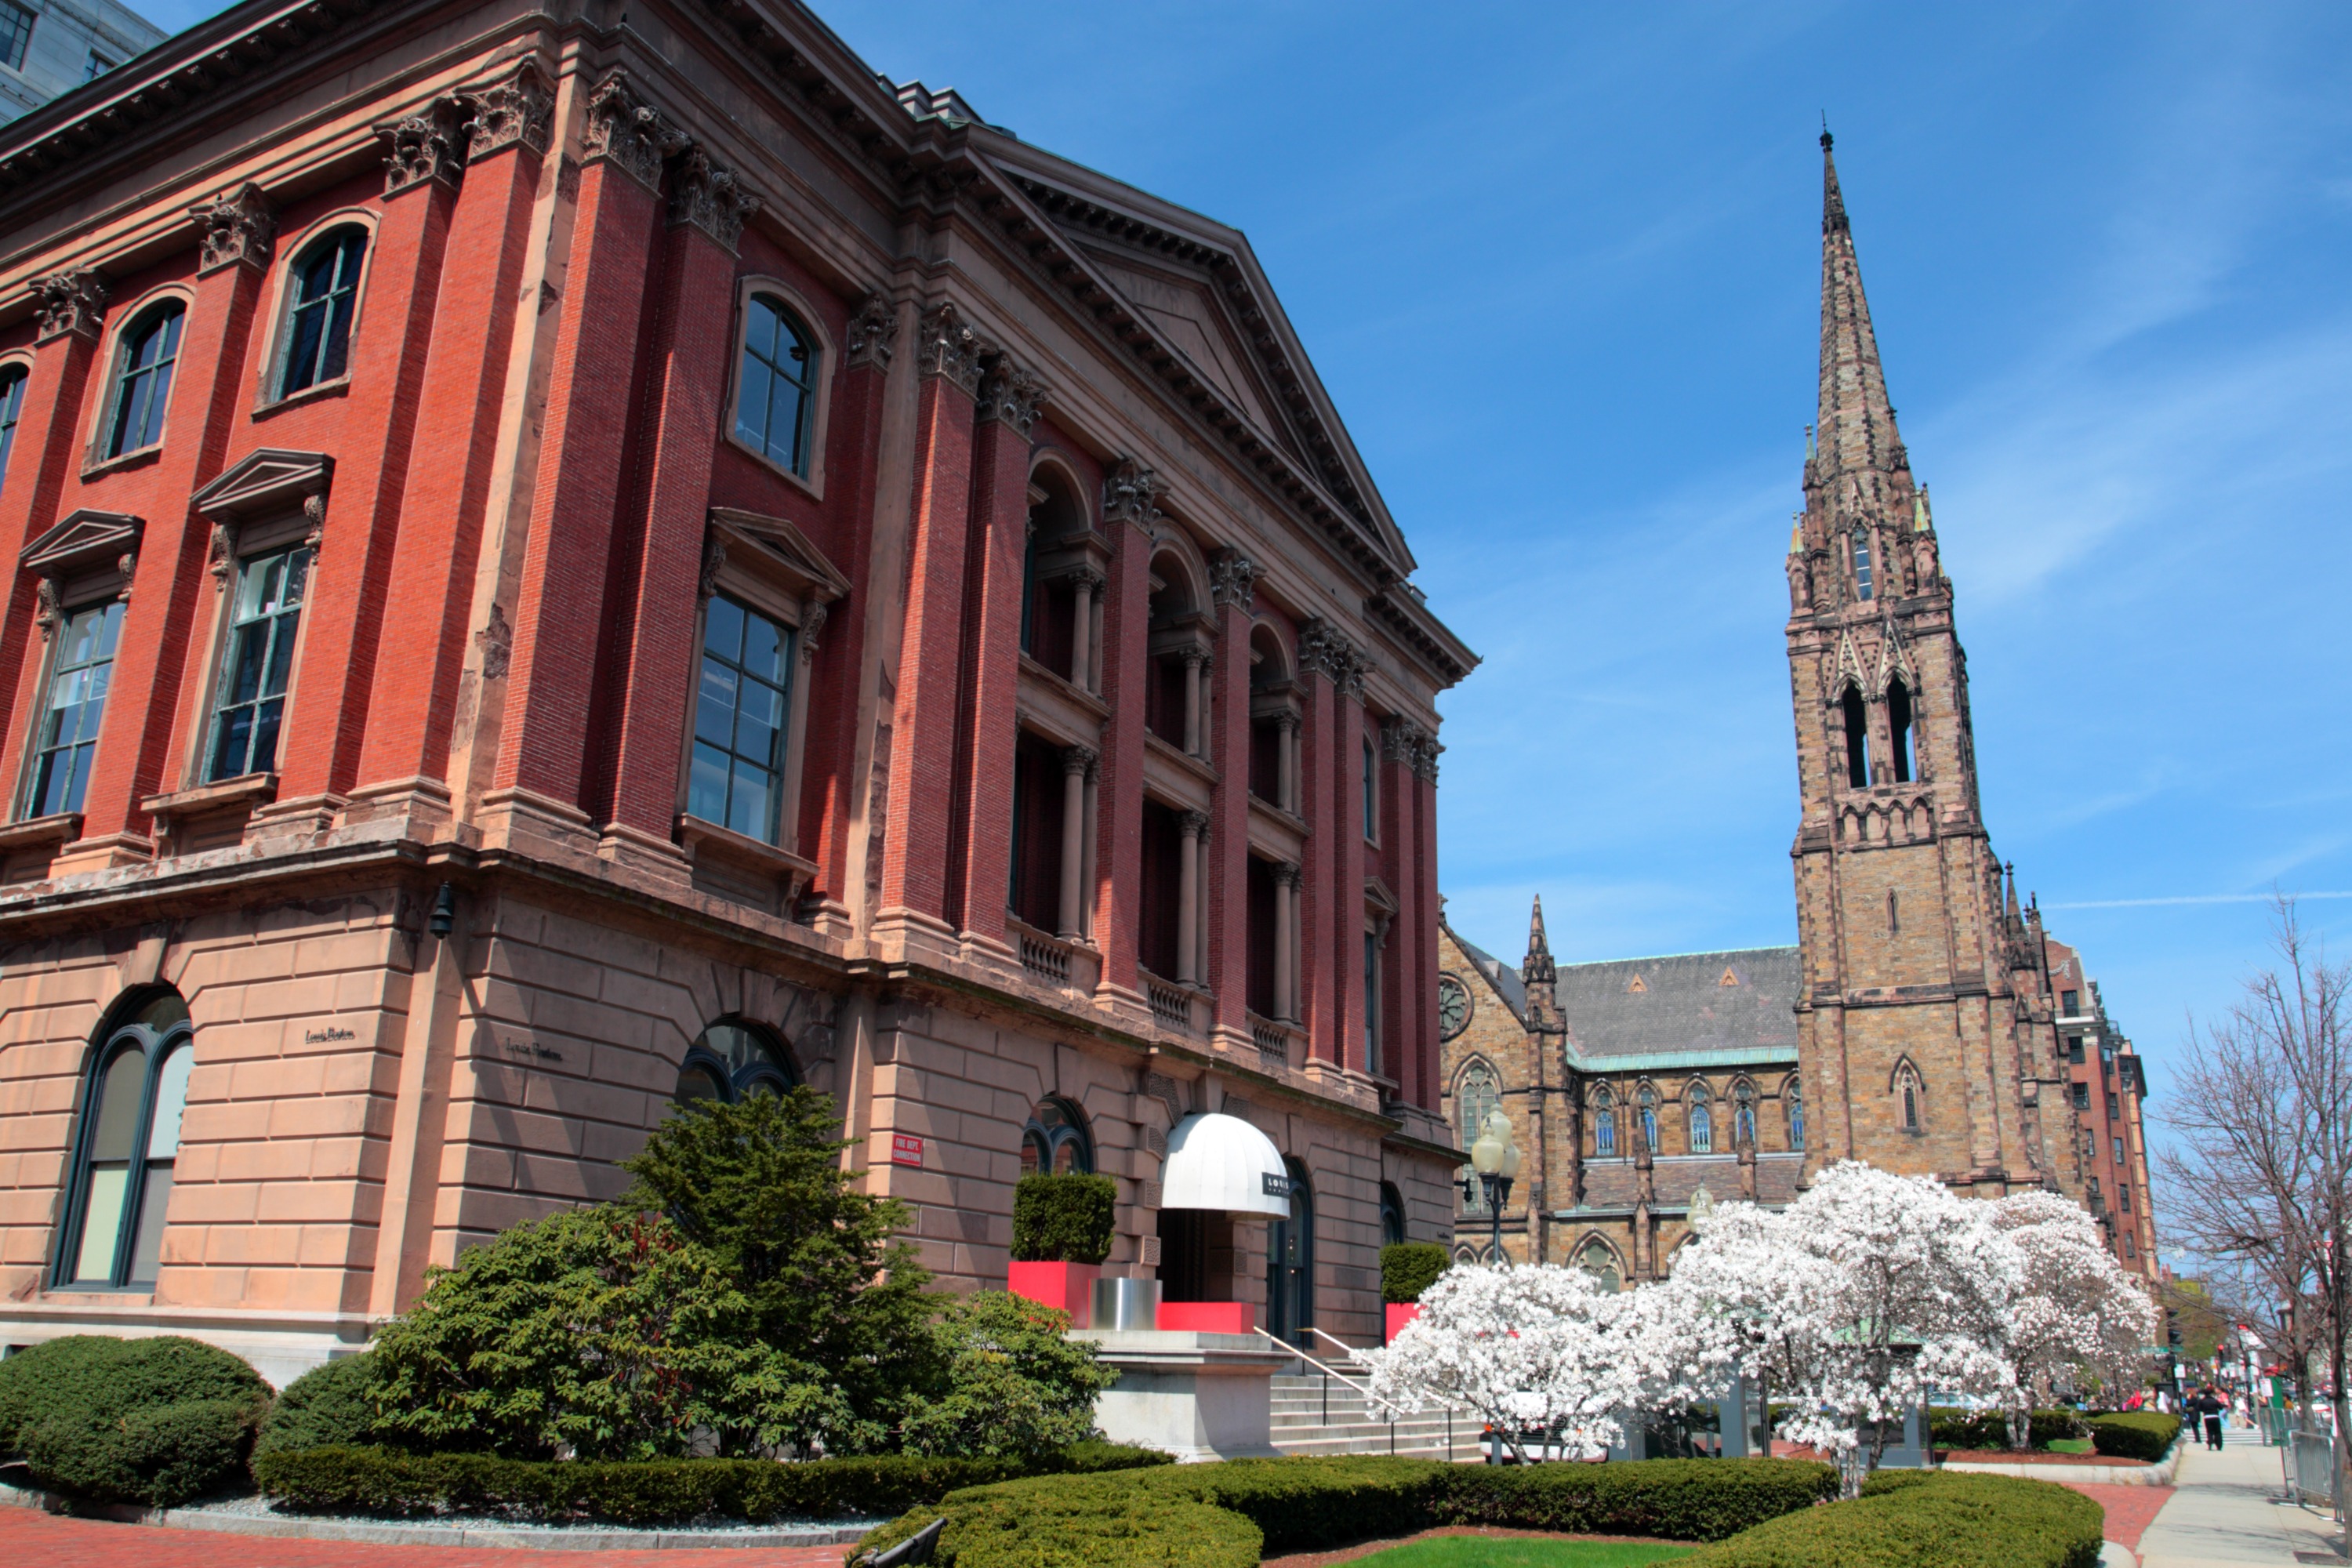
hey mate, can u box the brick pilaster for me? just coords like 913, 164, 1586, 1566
0, 301, 101, 793
1205, 555, 1254, 1040
1335, 691, 1368, 1073
875, 303, 984, 924
354, 71, 550, 798
1091, 460, 1159, 996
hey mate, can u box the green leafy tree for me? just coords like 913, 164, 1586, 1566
896, 1291, 1117, 1458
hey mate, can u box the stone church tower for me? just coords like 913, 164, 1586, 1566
1785, 134, 2078, 1200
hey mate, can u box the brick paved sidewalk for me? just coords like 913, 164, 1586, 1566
0, 1508, 851, 1567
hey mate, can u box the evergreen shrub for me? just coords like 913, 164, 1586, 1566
0, 1335, 270, 1507
256, 1352, 382, 1457
1434, 1456, 1838, 1541
1008, 1174, 1116, 1264
252, 1441, 1171, 1524
2087, 1411, 2180, 1461
1682, 1470, 2103, 1568
1379, 1243, 1450, 1305
1927, 1406, 2089, 1450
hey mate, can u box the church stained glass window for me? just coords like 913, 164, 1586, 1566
1592, 1085, 1616, 1157
1687, 1082, 1712, 1154
1455, 1062, 1499, 1214
1851, 525, 1873, 601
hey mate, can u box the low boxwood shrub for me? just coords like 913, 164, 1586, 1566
859, 1490, 1259, 1567
1435, 1457, 1836, 1542
1009, 1174, 1116, 1265
1685, 1471, 2102, 1568
256, 1353, 380, 1457
1927, 1406, 2088, 1450
0, 1334, 270, 1507
254, 1441, 1170, 1524
2088, 1411, 2180, 1461
1380, 1243, 1450, 1305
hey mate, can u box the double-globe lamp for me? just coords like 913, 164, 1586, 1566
1465, 1108, 1522, 1264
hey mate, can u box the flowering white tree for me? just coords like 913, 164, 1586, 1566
1980, 1189, 2160, 1449
1653, 1160, 2019, 1497
1360, 1262, 1637, 1461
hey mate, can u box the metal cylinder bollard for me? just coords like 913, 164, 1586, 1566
1091, 1276, 1162, 1331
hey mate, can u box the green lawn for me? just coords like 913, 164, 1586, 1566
1341, 1538, 1697, 1568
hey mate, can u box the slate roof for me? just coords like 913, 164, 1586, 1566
1557, 947, 1802, 1065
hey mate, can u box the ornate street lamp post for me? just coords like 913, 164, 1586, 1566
1463, 1109, 1523, 1265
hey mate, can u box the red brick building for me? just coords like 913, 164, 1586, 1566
2045, 938, 2158, 1279
0, 0, 1472, 1381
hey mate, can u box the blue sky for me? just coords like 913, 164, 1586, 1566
144, 5, 2352, 1136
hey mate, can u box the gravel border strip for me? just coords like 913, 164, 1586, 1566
0, 1482, 875, 1550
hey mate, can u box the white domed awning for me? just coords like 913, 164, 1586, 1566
1161, 1112, 1293, 1219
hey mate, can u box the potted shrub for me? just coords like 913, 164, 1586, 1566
1007, 1173, 1117, 1326
1380, 1241, 1449, 1341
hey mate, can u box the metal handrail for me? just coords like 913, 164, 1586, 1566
1252, 1327, 1409, 1422
1305, 1324, 1372, 1367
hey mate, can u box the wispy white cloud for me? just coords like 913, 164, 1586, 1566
2047, 891, 2352, 910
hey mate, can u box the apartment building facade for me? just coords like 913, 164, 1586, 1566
0, 0, 1472, 1381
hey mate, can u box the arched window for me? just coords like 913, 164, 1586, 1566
1895, 1062, 1924, 1134
1886, 677, 1914, 783
58, 992, 194, 1288
1020, 1096, 1093, 1174
1851, 525, 1874, 601
0, 362, 27, 493
735, 294, 818, 475
1379, 1181, 1406, 1247
1638, 1083, 1660, 1153
1454, 1061, 1499, 1213
1733, 1080, 1758, 1150
1687, 1082, 1712, 1154
1786, 1075, 1805, 1150
1578, 1238, 1621, 1293
1841, 685, 1871, 789
276, 227, 368, 398
105, 303, 184, 459
1592, 1084, 1617, 1157
673, 1018, 796, 1105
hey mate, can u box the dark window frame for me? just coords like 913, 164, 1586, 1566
54, 992, 194, 1290
24, 598, 125, 818
275, 227, 369, 401
733, 293, 819, 477
105, 303, 186, 459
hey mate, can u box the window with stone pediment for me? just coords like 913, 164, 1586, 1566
25, 600, 125, 818
206, 545, 312, 782
688, 593, 795, 845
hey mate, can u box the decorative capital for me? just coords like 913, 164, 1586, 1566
1209, 550, 1258, 612
190, 183, 276, 275
379, 95, 469, 194
30, 268, 107, 343
1179, 809, 1210, 841
1061, 742, 1098, 777
1063, 564, 1108, 596
1101, 457, 1163, 533
976, 354, 1046, 434
1272, 860, 1302, 891
206, 522, 238, 591
1379, 716, 1427, 767
698, 537, 727, 601
32, 577, 61, 641
1298, 617, 1370, 699
913, 301, 988, 394
798, 596, 829, 658
582, 69, 685, 191
668, 146, 760, 252
464, 56, 554, 162
845, 293, 897, 372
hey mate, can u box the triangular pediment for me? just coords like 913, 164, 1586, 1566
21, 508, 141, 575
707, 507, 852, 602
1079, 251, 1287, 444
191, 448, 333, 522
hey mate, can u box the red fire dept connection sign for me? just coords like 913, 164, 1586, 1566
889, 1132, 924, 1167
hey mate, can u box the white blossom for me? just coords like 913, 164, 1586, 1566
1973, 1189, 2160, 1446
1360, 1262, 1638, 1461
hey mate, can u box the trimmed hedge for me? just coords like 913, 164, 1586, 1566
1435, 1456, 1837, 1542
1683, 1470, 2103, 1568
254, 1440, 1170, 1525
0, 1335, 270, 1507
866, 1489, 1259, 1567
1927, 1406, 2088, 1451
256, 1353, 380, 1457
1009, 1174, 1117, 1265
851, 1454, 1838, 1564
1380, 1243, 1450, 1305
2089, 1411, 2181, 1462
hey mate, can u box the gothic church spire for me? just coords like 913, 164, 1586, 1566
1523, 895, 1558, 1029
1812, 131, 1911, 495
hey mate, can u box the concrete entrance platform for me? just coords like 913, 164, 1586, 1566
1072, 1328, 1293, 1462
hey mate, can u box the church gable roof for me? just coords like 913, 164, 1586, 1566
1555, 946, 1802, 1066
1444, 926, 1528, 1024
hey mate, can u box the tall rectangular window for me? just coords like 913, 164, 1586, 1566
206, 547, 311, 782
0, 2, 32, 71
2060, 989, 2079, 1014
688, 593, 793, 844
25, 601, 124, 818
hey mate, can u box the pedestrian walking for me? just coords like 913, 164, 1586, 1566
2192, 1385, 2225, 1450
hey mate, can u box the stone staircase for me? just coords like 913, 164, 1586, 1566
1268, 1367, 1477, 1461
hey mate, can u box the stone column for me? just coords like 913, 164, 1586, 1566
1182, 647, 1207, 755
1058, 743, 1094, 938
1277, 711, 1298, 814
1177, 808, 1208, 983
1069, 568, 1101, 691
1273, 862, 1301, 1022
1080, 758, 1099, 939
